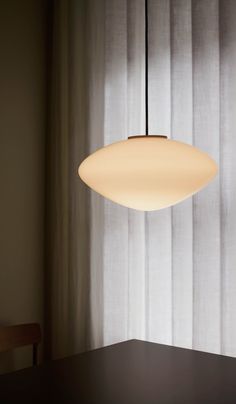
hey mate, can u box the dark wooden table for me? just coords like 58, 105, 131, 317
0, 339, 236, 403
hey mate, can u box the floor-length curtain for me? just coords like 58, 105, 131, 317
46, 0, 236, 359
45, 0, 90, 359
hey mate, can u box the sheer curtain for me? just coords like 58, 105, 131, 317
46, 0, 236, 359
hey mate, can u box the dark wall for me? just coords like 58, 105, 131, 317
0, 0, 47, 373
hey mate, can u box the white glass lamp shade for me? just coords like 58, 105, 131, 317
78, 136, 218, 211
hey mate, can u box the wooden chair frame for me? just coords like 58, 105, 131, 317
0, 323, 41, 366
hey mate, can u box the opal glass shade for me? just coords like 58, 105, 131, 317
78, 136, 218, 211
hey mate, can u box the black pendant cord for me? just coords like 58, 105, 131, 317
128, 0, 167, 141
145, 0, 149, 136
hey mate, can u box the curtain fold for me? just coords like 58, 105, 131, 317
46, 0, 236, 359
45, 0, 90, 359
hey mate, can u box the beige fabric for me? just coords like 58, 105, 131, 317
46, 0, 90, 359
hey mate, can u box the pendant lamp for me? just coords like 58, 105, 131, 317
78, 0, 218, 211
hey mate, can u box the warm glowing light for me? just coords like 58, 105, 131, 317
78, 136, 218, 211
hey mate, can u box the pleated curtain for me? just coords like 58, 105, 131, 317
46, 0, 236, 359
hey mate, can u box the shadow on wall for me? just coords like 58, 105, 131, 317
0, 321, 36, 375
0, 321, 13, 374
0, 351, 14, 375
0, 347, 33, 375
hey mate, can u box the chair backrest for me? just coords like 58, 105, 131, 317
0, 323, 41, 366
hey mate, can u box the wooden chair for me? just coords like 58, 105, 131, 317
0, 323, 41, 366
